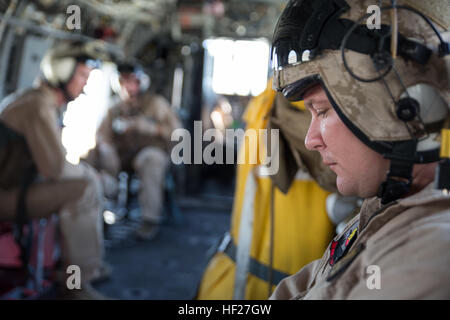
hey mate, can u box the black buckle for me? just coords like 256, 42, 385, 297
437, 159, 450, 191
378, 177, 411, 204
379, 141, 417, 204
438, 42, 450, 57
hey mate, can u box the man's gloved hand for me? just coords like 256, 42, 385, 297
112, 117, 131, 134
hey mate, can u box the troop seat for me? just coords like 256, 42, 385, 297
0, 120, 59, 299
111, 167, 183, 226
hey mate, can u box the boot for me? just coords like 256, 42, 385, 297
56, 282, 108, 300
90, 262, 113, 285
135, 221, 160, 241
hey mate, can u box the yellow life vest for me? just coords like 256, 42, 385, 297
196, 79, 334, 299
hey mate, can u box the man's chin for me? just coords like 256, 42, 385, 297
337, 178, 379, 199
68, 90, 83, 102
336, 178, 355, 197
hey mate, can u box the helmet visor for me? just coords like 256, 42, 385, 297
271, 0, 349, 71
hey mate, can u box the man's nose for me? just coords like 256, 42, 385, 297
304, 118, 323, 151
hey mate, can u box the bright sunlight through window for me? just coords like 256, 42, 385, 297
203, 38, 270, 96
62, 66, 113, 164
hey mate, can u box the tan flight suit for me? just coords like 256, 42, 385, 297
94, 92, 180, 224
0, 84, 104, 283
270, 183, 450, 299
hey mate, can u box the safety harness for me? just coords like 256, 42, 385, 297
216, 232, 290, 287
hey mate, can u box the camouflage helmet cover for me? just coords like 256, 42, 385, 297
272, 0, 450, 162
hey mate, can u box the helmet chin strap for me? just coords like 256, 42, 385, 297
378, 140, 418, 204
59, 83, 75, 103
43, 79, 73, 105
58, 63, 79, 103
44, 65, 77, 104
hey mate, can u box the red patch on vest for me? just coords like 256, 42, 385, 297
329, 240, 338, 266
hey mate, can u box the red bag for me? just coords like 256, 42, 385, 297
0, 217, 59, 298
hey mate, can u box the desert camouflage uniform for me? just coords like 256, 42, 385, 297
94, 92, 180, 223
0, 84, 104, 282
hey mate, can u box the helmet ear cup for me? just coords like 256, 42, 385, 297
51, 57, 77, 84
41, 55, 77, 87
396, 97, 419, 122
137, 70, 150, 93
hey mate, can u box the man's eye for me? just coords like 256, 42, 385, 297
317, 110, 328, 118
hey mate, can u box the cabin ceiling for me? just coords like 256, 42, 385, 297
1, 0, 285, 46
